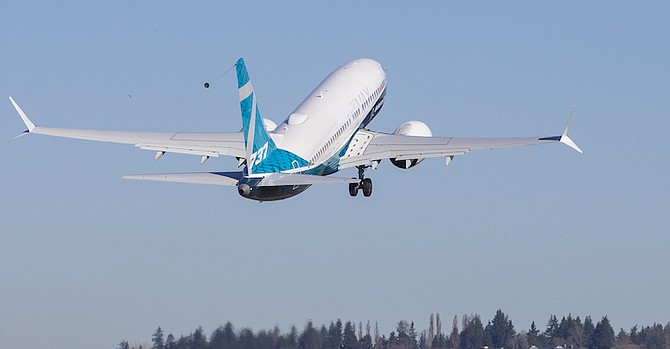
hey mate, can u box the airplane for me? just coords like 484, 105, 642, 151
10, 57, 582, 202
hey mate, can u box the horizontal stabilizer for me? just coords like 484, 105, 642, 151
123, 171, 243, 186
259, 173, 358, 186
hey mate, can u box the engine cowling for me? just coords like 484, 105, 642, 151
390, 120, 432, 169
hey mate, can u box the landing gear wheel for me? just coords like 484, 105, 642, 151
350, 165, 373, 198
362, 178, 373, 197
349, 183, 358, 197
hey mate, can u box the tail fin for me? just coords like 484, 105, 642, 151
236, 58, 277, 175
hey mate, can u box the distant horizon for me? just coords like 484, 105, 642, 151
116, 311, 665, 349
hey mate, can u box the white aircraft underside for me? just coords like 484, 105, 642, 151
10, 58, 582, 201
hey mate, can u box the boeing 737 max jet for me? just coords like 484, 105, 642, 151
10, 58, 582, 201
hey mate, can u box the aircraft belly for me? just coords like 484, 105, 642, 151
247, 184, 311, 202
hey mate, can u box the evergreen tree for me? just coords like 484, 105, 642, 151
629, 326, 639, 345
583, 317, 595, 349
165, 334, 175, 349
323, 321, 343, 349
392, 321, 418, 349
175, 335, 189, 349
434, 313, 435, 348
256, 329, 275, 349
460, 315, 485, 349
344, 321, 360, 349
152, 327, 165, 349
192, 326, 207, 349
210, 323, 237, 349
300, 322, 321, 349
410, 322, 418, 348
615, 328, 629, 345
283, 326, 299, 349
546, 315, 559, 344
239, 328, 257, 349
527, 322, 540, 347
118, 340, 130, 349
360, 332, 373, 349
590, 317, 614, 349
487, 310, 515, 349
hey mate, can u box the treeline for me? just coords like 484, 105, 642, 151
118, 311, 670, 349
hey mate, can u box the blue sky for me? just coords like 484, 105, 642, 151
1, 2, 669, 348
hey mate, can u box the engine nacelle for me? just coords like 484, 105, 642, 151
390, 120, 432, 169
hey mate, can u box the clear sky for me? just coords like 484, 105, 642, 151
1, 2, 669, 349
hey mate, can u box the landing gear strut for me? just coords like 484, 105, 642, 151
349, 165, 373, 197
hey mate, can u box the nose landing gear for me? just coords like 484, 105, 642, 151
349, 165, 373, 197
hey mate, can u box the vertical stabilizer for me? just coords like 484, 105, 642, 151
236, 58, 277, 175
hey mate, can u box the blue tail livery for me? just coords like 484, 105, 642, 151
235, 58, 308, 176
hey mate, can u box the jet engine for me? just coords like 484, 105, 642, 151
390, 120, 432, 169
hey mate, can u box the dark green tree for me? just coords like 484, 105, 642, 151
615, 328, 629, 345
360, 332, 373, 349
118, 340, 130, 349
590, 317, 614, 349
324, 321, 343, 349
460, 315, 485, 349
583, 317, 595, 349
165, 334, 175, 349
192, 326, 207, 349
344, 321, 360, 349
175, 335, 189, 349
210, 323, 237, 349
629, 326, 639, 345
152, 327, 165, 349
300, 322, 321, 349
486, 310, 515, 348
545, 315, 559, 344
280, 326, 299, 349
409, 322, 418, 348
256, 329, 275, 349
239, 328, 256, 349
527, 322, 540, 347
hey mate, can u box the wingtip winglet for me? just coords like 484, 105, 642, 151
9, 96, 36, 132
560, 106, 583, 153
560, 134, 583, 153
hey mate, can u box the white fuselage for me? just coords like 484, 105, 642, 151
270, 58, 387, 173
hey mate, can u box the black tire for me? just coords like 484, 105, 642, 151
362, 178, 372, 197
349, 183, 358, 197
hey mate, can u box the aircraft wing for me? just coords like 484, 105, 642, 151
339, 117, 582, 170
10, 97, 245, 160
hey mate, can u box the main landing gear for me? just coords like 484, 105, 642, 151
349, 165, 373, 197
